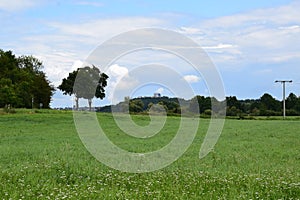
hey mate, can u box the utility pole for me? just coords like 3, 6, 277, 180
275, 80, 292, 119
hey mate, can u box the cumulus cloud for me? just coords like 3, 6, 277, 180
71, 60, 84, 70
183, 75, 200, 83
107, 64, 129, 78
32, 51, 80, 87
106, 64, 139, 102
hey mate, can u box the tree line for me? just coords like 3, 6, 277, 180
0, 49, 54, 108
99, 93, 300, 117
223, 93, 300, 116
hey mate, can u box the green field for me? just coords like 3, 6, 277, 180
0, 110, 299, 199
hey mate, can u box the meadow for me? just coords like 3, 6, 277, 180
0, 110, 299, 199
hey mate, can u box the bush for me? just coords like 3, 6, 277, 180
286, 109, 299, 116
204, 109, 212, 116
3, 105, 16, 114
259, 109, 281, 116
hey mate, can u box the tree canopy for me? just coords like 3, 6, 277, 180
58, 65, 108, 110
0, 49, 54, 108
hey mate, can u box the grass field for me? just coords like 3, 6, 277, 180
0, 110, 299, 199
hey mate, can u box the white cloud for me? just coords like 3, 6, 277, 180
33, 51, 80, 87
186, 1, 300, 66
71, 60, 84, 70
278, 25, 300, 30
179, 27, 204, 35
107, 64, 129, 78
0, 0, 40, 11
75, 1, 103, 7
106, 64, 139, 102
12, 16, 166, 89
200, 1, 300, 29
183, 75, 200, 83
155, 87, 164, 94
203, 43, 236, 50
203, 43, 241, 55
48, 17, 165, 40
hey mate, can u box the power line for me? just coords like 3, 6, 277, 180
275, 80, 292, 119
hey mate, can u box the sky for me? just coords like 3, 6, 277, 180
0, 0, 300, 108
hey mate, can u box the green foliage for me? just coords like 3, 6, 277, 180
0, 78, 18, 106
58, 65, 108, 110
58, 70, 77, 96
189, 95, 211, 113
101, 93, 300, 117
226, 96, 243, 116
0, 49, 54, 108
0, 112, 299, 199
160, 100, 181, 114
147, 102, 167, 114
74, 66, 107, 100
286, 93, 300, 114
204, 109, 212, 116
129, 99, 144, 113
260, 93, 281, 112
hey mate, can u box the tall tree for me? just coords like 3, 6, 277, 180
226, 96, 242, 110
0, 50, 18, 81
0, 49, 54, 108
286, 93, 298, 110
58, 66, 108, 110
260, 93, 281, 112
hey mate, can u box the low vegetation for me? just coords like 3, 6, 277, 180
0, 110, 299, 199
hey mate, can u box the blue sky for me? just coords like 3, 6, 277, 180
1, 0, 300, 108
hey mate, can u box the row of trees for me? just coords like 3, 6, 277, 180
226, 93, 300, 116
0, 49, 54, 108
108, 97, 182, 114
189, 93, 300, 116
100, 93, 300, 116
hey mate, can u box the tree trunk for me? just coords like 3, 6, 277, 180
88, 99, 92, 111
75, 96, 79, 110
